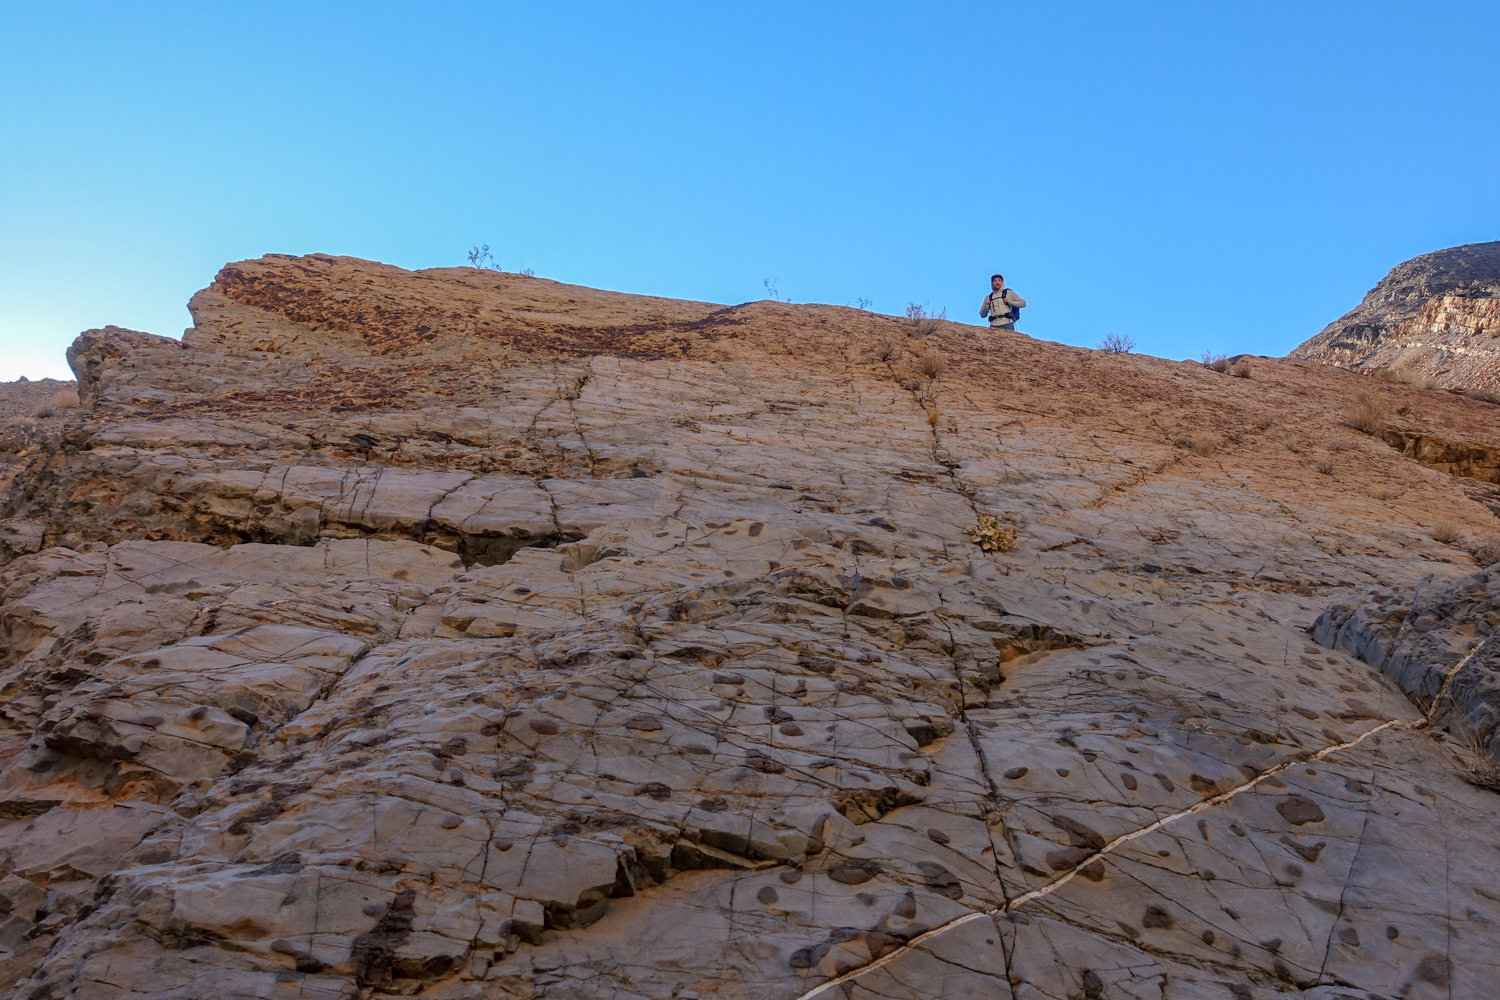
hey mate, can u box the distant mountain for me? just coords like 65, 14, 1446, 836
1289, 241, 1500, 391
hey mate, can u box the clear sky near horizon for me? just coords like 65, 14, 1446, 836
3, 2, 1499, 382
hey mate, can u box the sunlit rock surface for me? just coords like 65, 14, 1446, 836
3, 254, 1500, 999
1290, 240, 1500, 392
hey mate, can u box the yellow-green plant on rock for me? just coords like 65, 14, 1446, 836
966, 514, 1018, 552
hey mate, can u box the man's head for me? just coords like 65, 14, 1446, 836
990, 273, 1004, 291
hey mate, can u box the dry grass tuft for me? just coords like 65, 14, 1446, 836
1466, 387, 1500, 405
31, 390, 80, 419
1343, 391, 1386, 434
917, 348, 947, 379
905, 303, 946, 337
1315, 457, 1336, 476
1205, 358, 1232, 373
926, 407, 942, 428
966, 514, 1018, 553
1432, 516, 1463, 544
1375, 366, 1442, 390
871, 335, 901, 363
1174, 432, 1217, 457
1229, 360, 1252, 378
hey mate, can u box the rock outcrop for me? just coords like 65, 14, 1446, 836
1313, 566, 1500, 763
1289, 241, 1500, 392
3, 253, 1500, 999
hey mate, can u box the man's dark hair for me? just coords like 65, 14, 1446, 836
991, 273, 1004, 283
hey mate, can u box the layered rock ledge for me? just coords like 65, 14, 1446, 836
1290, 241, 1500, 392
2, 254, 1500, 999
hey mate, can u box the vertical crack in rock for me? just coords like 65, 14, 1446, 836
791, 718, 1406, 1000
559, 358, 597, 472
935, 617, 1014, 912
1316, 758, 1377, 984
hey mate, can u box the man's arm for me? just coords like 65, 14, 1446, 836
980, 294, 993, 319
1003, 290, 1027, 309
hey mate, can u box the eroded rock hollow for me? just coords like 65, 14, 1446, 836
2, 255, 1499, 999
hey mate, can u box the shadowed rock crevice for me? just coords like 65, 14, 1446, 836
1380, 427, 1500, 484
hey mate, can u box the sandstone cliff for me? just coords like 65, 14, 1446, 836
1289, 241, 1500, 392
2, 254, 1500, 999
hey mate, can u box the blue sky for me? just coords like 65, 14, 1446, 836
4, 2, 1498, 381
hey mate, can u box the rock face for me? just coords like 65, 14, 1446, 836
1289, 241, 1500, 391
1313, 567, 1500, 762
2, 253, 1500, 999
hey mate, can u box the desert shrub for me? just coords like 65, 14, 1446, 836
466, 244, 498, 269
905, 303, 946, 336
926, 407, 942, 428
1201, 351, 1228, 366
1099, 333, 1135, 354
1229, 360, 1252, 378
1377, 366, 1441, 390
1344, 391, 1386, 433
1315, 457, 1336, 476
966, 514, 1018, 552
917, 348, 947, 379
1432, 516, 1463, 544
30, 391, 79, 419
872, 336, 900, 362
1371, 486, 1390, 501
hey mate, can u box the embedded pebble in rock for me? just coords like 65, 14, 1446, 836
2, 254, 1499, 999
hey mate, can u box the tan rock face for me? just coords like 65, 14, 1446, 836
1289, 241, 1500, 392
3, 254, 1500, 999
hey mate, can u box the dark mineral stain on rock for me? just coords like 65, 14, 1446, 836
827, 859, 881, 885
1276, 795, 1325, 826
916, 861, 963, 900
756, 886, 778, 905
1415, 954, 1451, 985
1142, 905, 1173, 929
788, 943, 830, 969
1004, 766, 1028, 780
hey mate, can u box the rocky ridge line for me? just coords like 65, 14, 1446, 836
2, 254, 1499, 999
1289, 241, 1500, 392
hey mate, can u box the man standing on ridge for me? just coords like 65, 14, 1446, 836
981, 274, 1025, 330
